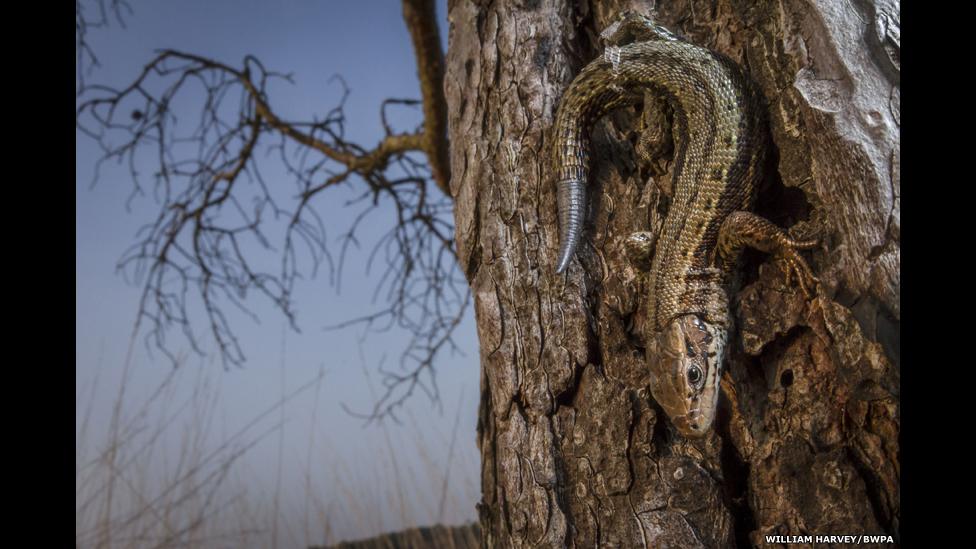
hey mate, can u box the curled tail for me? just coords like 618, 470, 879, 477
551, 63, 632, 273
550, 15, 674, 274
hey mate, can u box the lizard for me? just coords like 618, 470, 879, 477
551, 12, 819, 438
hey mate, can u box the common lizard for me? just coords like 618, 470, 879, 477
552, 13, 818, 437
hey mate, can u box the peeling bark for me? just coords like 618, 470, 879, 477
445, 0, 899, 546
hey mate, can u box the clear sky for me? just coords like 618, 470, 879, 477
75, 1, 479, 546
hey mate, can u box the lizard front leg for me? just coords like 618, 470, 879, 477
716, 211, 819, 297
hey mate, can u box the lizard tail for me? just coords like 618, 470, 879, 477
556, 178, 586, 273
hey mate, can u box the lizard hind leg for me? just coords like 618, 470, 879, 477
717, 211, 820, 298
624, 231, 656, 272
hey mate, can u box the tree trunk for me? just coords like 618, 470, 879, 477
444, 0, 899, 546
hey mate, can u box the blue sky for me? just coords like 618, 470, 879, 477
76, 1, 479, 545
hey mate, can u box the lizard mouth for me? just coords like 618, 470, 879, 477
672, 410, 709, 438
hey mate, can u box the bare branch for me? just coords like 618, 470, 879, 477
76, 3, 463, 418
402, 0, 452, 196
76, 0, 133, 89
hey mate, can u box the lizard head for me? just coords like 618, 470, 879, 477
647, 314, 726, 438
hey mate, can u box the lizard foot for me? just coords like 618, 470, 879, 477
774, 237, 819, 299
624, 231, 656, 271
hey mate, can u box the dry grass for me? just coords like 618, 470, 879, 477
76, 343, 479, 549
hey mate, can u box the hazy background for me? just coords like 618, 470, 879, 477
75, 1, 480, 547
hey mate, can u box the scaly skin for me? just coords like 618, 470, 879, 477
552, 13, 818, 437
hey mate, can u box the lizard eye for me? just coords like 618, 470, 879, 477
687, 365, 703, 387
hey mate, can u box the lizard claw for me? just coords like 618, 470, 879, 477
777, 239, 819, 299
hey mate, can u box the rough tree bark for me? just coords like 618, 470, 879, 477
444, 0, 898, 547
